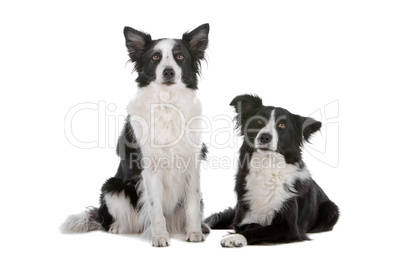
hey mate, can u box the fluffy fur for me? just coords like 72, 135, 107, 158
61, 24, 210, 247
204, 94, 339, 247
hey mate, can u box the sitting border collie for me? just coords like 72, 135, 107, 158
204, 94, 339, 247
61, 24, 210, 247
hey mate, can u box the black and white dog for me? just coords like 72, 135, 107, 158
61, 24, 210, 247
204, 94, 339, 247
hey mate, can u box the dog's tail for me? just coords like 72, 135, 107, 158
203, 207, 235, 229
60, 207, 103, 233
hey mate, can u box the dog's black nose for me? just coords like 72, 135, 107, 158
259, 133, 272, 144
163, 68, 175, 79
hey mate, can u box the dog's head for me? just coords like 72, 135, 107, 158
230, 94, 322, 164
124, 24, 209, 89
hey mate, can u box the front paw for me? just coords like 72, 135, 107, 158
221, 234, 247, 247
108, 222, 122, 234
186, 232, 205, 242
151, 235, 170, 247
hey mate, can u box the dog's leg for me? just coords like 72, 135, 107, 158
221, 222, 308, 247
309, 200, 340, 233
222, 202, 308, 247
143, 168, 170, 247
184, 163, 205, 242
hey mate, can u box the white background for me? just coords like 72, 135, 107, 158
1, 0, 401, 267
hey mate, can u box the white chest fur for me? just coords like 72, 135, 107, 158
127, 84, 203, 212
128, 84, 203, 158
241, 152, 311, 226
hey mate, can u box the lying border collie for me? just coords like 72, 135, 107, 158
204, 94, 339, 247
61, 24, 210, 247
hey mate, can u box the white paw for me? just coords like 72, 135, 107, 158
186, 232, 205, 242
220, 234, 247, 248
108, 222, 121, 234
151, 235, 170, 247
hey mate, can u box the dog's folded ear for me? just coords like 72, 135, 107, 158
296, 115, 322, 142
182, 23, 209, 59
230, 94, 263, 116
229, 94, 263, 134
124, 27, 152, 61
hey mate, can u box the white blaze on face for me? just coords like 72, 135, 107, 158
153, 39, 182, 85
255, 109, 279, 152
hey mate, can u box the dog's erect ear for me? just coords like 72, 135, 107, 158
124, 27, 152, 60
182, 23, 209, 59
295, 115, 322, 142
230, 94, 263, 134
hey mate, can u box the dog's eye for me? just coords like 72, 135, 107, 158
278, 122, 286, 129
152, 53, 160, 61
176, 54, 184, 60
257, 119, 264, 125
